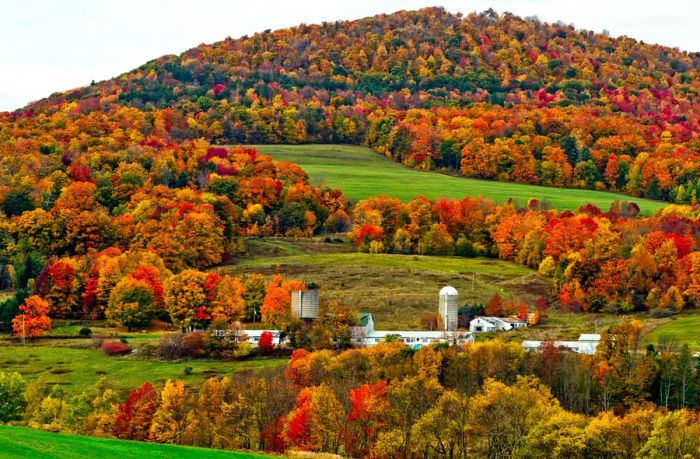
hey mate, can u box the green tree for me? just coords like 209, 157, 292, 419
0, 372, 27, 422
107, 277, 155, 330
638, 410, 700, 458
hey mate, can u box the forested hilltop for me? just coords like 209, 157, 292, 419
24, 7, 700, 202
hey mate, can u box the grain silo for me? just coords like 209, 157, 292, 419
439, 286, 459, 331
291, 289, 319, 320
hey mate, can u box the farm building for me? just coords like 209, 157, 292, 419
352, 312, 474, 349
242, 329, 282, 346
469, 316, 527, 332
522, 334, 601, 355
214, 328, 282, 346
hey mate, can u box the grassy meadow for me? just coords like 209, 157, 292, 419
0, 425, 272, 459
254, 144, 667, 215
223, 238, 551, 330
642, 313, 700, 351
0, 346, 286, 396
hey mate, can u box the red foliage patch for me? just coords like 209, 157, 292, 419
258, 331, 275, 355
113, 382, 158, 441
100, 341, 132, 356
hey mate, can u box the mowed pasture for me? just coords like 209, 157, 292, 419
254, 144, 667, 215
642, 313, 700, 351
223, 238, 551, 330
0, 425, 272, 459
0, 346, 286, 396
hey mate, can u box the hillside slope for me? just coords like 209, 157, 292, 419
23, 7, 700, 203
255, 144, 667, 214
0, 425, 271, 459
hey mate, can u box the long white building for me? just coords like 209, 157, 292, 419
353, 313, 474, 349
522, 334, 601, 355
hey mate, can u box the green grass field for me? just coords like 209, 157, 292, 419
642, 313, 700, 351
254, 144, 667, 215
225, 239, 551, 329
0, 346, 286, 396
0, 425, 271, 459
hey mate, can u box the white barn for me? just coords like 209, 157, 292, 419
522, 334, 601, 355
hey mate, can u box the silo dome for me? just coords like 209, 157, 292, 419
439, 286, 459, 296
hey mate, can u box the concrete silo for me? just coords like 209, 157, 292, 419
439, 286, 459, 331
291, 290, 319, 320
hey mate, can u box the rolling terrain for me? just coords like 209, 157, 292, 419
0, 346, 286, 396
255, 144, 668, 214
226, 238, 551, 329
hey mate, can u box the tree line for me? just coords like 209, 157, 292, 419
351, 194, 700, 313
1, 324, 700, 458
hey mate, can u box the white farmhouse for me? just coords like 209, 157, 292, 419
469, 316, 527, 332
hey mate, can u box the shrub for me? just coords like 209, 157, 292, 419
181, 332, 206, 357
231, 341, 253, 359
157, 332, 208, 359
183, 366, 193, 376
259, 331, 275, 355
158, 333, 185, 360
100, 341, 131, 356
78, 327, 92, 337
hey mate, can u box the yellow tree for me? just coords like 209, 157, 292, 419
411, 390, 471, 458
164, 270, 209, 329
211, 275, 246, 322
149, 380, 188, 444
469, 376, 562, 458
584, 405, 659, 459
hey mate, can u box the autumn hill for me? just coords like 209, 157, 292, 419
22, 7, 700, 203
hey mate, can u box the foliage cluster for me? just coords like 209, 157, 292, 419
351, 194, 700, 313
2, 320, 700, 457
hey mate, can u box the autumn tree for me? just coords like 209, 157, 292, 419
638, 410, 700, 458
596, 320, 657, 407
113, 382, 159, 441
243, 273, 266, 322
345, 380, 390, 457
164, 270, 215, 329
485, 293, 504, 316
12, 295, 51, 338
470, 376, 562, 458
386, 375, 444, 456
149, 380, 188, 444
106, 277, 155, 330
261, 274, 304, 328
411, 390, 471, 458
